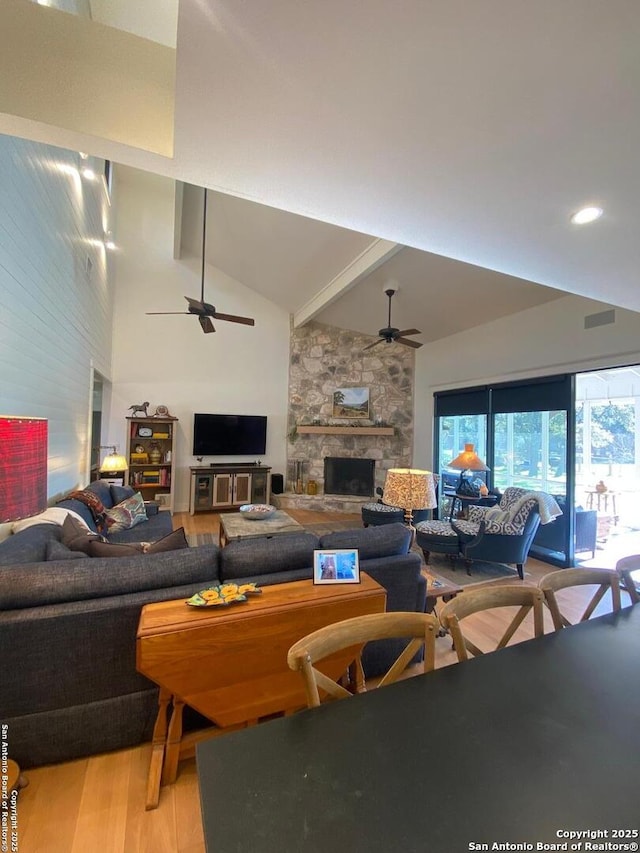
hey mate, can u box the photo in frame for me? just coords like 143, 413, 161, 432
332, 387, 369, 419
313, 549, 361, 584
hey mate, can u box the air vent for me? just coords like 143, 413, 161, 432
584, 309, 615, 330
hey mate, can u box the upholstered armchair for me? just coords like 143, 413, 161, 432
416, 487, 561, 580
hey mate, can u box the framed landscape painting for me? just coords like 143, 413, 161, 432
332, 387, 369, 419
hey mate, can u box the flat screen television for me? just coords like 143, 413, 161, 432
193, 413, 267, 456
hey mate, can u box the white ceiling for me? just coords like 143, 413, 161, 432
14, 1, 640, 340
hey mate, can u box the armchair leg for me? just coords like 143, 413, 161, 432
517, 563, 524, 580
421, 548, 431, 565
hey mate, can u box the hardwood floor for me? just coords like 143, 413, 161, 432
15, 509, 629, 853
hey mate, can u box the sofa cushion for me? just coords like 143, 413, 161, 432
0, 524, 62, 565
319, 523, 411, 559
63, 490, 109, 533
110, 484, 135, 505
46, 541, 85, 561
0, 544, 222, 609
86, 479, 115, 509
105, 492, 147, 533
55, 498, 97, 532
87, 541, 145, 558
219, 532, 320, 581
143, 527, 189, 554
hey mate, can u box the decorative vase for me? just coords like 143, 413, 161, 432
307, 480, 317, 496
149, 444, 162, 465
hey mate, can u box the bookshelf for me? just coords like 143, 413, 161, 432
125, 416, 178, 513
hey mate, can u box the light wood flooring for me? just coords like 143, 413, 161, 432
14, 510, 630, 853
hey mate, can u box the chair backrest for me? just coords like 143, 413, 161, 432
616, 555, 640, 605
439, 585, 544, 661
538, 567, 622, 630
287, 612, 438, 708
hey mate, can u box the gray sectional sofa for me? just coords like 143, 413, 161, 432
0, 499, 423, 769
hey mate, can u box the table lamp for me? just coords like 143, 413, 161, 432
382, 468, 438, 541
448, 443, 489, 493
99, 446, 129, 475
0, 416, 48, 523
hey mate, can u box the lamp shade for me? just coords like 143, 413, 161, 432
99, 448, 129, 473
448, 443, 489, 473
383, 468, 438, 510
0, 416, 48, 523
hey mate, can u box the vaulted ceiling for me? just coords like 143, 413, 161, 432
3, 0, 639, 341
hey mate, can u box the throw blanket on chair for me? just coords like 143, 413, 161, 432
468, 490, 561, 536
518, 491, 562, 525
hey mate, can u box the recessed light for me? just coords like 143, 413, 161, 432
104, 240, 116, 251
79, 152, 89, 160
81, 167, 97, 181
571, 206, 603, 225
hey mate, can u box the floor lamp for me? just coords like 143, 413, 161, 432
0, 415, 47, 794
383, 468, 438, 544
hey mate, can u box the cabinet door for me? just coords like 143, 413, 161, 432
212, 473, 233, 506
193, 474, 213, 510
251, 470, 269, 503
233, 473, 252, 505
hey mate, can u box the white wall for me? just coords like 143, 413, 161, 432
107, 168, 291, 512
413, 295, 640, 468
0, 134, 114, 499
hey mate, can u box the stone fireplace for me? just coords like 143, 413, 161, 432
324, 457, 376, 497
276, 320, 416, 513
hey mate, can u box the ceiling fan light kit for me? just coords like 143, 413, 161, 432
362, 286, 423, 351
146, 188, 255, 334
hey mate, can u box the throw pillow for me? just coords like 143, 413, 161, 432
483, 506, 512, 525
110, 484, 135, 505
104, 492, 147, 533
87, 540, 145, 558
46, 540, 85, 561
61, 514, 102, 554
143, 527, 189, 554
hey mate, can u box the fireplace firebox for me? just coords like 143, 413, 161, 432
324, 457, 375, 497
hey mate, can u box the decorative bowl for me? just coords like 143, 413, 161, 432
239, 503, 276, 520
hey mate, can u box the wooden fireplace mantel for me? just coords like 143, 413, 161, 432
296, 425, 394, 436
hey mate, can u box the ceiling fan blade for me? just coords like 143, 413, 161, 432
395, 329, 421, 337
213, 311, 256, 326
185, 296, 207, 314
395, 336, 423, 349
199, 315, 215, 334
146, 311, 191, 315
362, 338, 385, 351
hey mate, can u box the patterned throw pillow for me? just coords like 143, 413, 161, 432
104, 492, 147, 533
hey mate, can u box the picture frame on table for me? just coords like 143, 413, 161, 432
154, 493, 171, 508
313, 549, 361, 584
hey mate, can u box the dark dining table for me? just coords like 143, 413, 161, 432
197, 605, 640, 853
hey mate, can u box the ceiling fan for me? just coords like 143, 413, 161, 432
362, 285, 422, 351
147, 188, 255, 334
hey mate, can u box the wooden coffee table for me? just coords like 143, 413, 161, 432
136, 573, 386, 809
219, 508, 303, 546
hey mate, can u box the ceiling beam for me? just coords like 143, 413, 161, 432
293, 238, 401, 328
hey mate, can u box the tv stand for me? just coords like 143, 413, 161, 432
189, 464, 272, 514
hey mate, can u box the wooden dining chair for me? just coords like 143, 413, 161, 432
538, 567, 621, 631
287, 612, 438, 708
616, 555, 640, 605
438, 585, 544, 662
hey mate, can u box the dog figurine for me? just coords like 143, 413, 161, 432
128, 401, 150, 417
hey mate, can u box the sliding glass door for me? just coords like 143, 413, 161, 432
434, 375, 574, 566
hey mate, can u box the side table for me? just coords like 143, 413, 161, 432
449, 493, 498, 521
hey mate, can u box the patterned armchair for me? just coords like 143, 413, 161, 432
416, 487, 561, 580
453, 487, 552, 579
